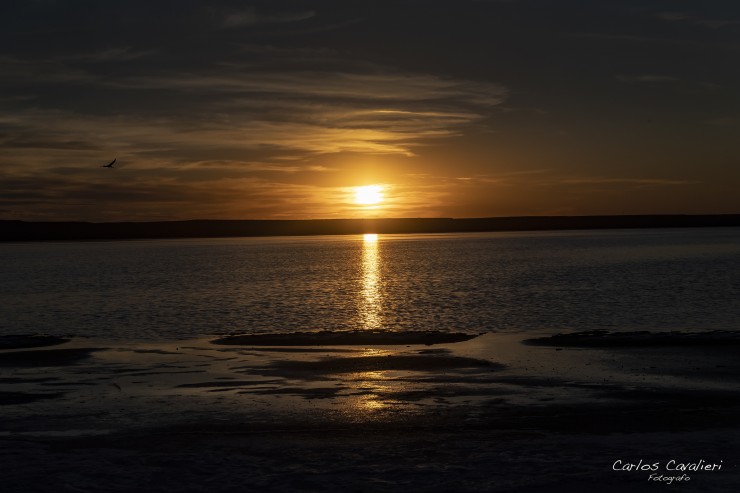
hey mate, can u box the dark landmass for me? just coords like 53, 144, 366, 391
211, 330, 479, 346
2, 214, 739, 241
524, 330, 740, 347
0, 335, 70, 350
0, 391, 64, 406
0, 348, 101, 367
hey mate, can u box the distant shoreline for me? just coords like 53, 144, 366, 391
1, 215, 739, 242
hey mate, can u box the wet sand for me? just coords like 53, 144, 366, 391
1, 332, 739, 492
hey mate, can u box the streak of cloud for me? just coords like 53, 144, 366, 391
1, 57, 508, 166
219, 8, 316, 28
561, 178, 699, 186
617, 74, 678, 84
656, 11, 740, 29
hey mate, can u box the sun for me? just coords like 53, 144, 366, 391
354, 185, 384, 205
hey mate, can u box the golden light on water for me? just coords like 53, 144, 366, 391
349, 368, 394, 413
354, 185, 384, 205
360, 233, 382, 330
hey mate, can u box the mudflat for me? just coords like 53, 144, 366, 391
1, 332, 738, 492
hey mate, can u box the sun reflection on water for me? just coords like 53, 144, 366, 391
360, 234, 382, 330
353, 234, 394, 414
350, 369, 393, 413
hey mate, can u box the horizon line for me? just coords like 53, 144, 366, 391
3, 213, 740, 225
3, 214, 740, 242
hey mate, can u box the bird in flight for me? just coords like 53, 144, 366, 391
101, 158, 116, 168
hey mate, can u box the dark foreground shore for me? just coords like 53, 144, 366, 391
1, 331, 739, 492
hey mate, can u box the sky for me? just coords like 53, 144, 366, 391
1, 0, 738, 221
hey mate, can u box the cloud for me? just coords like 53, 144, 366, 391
1, 4, 508, 177
1, 57, 508, 164
564, 31, 737, 50
561, 178, 699, 187
180, 160, 335, 173
0, 35, 509, 220
656, 11, 740, 29
703, 116, 738, 127
57, 47, 155, 62
0, 168, 348, 221
0, 105, 481, 166
219, 8, 316, 29
0, 56, 94, 85
111, 70, 505, 106
617, 74, 678, 84
104, 66, 505, 157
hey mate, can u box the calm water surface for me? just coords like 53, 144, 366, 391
1, 228, 739, 340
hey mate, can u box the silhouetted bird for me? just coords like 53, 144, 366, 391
101, 158, 116, 168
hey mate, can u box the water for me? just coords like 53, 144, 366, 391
1, 228, 739, 340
